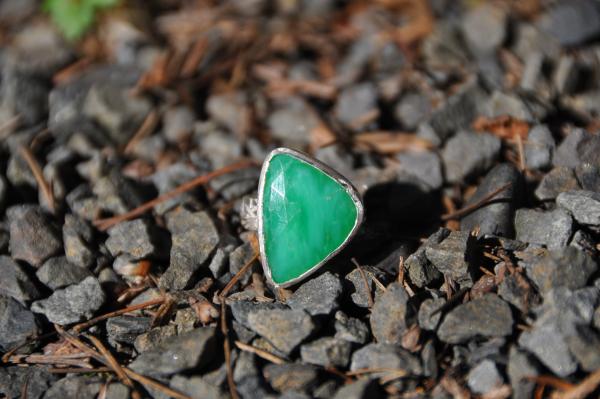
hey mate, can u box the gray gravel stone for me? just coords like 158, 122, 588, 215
7, 205, 62, 267
0, 255, 40, 303
106, 316, 152, 345
335, 82, 378, 130
301, 337, 352, 368
170, 375, 227, 399
519, 321, 577, 377
394, 92, 431, 130
334, 311, 370, 344
557, 190, 600, 227
461, 163, 522, 238
462, 3, 507, 54
508, 347, 538, 399
514, 208, 573, 249
159, 209, 219, 290
150, 163, 202, 215
420, 80, 485, 143
0, 295, 40, 351
129, 327, 216, 377
288, 272, 343, 316
538, 0, 600, 46
230, 300, 287, 328
418, 297, 445, 331
535, 166, 581, 201
246, 308, 315, 355
163, 105, 194, 144
83, 83, 151, 146
404, 228, 447, 288
442, 131, 501, 184
0, 365, 56, 399
486, 91, 533, 120
31, 276, 105, 325
437, 294, 513, 344
36, 256, 92, 290
267, 98, 320, 146
332, 378, 381, 399
263, 362, 319, 393
425, 230, 475, 288
521, 246, 597, 294
228, 242, 257, 287
345, 265, 387, 308
370, 282, 409, 344
105, 218, 157, 259
576, 163, 600, 192
350, 343, 422, 376
134, 324, 178, 353
43, 375, 102, 399
396, 151, 443, 190
62, 214, 95, 268
524, 125, 555, 170
206, 91, 250, 137
564, 325, 600, 372
467, 360, 503, 395
554, 128, 600, 168
497, 274, 536, 314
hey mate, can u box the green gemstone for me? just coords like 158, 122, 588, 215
261, 152, 359, 285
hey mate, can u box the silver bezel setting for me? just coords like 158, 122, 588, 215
257, 147, 365, 289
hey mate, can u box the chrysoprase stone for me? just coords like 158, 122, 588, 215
261, 153, 359, 285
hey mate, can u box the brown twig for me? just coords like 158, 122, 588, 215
221, 297, 240, 399
124, 109, 161, 155
220, 252, 259, 299
352, 258, 374, 309
0, 114, 21, 139
124, 368, 192, 399
551, 368, 600, 399
19, 146, 56, 213
86, 334, 134, 388
441, 183, 512, 221
56, 326, 192, 399
94, 159, 259, 231
235, 341, 286, 365
49, 366, 112, 374
72, 297, 165, 333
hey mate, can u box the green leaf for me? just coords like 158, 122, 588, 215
43, 0, 119, 40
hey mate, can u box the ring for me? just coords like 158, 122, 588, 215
243, 148, 364, 288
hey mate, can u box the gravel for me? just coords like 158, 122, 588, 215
467, 359, 504, 394
7, 205, 62, 267
514, 208, 573, 249
31, 276, 105, 325
535, 166, 581, 201
159, 208, 219, 290
129, 327, 216, 377
245, 308, 316, 355
300, 337, 352, 368
0, 255, 41, 303
350, 343, 422, 376
461, 163, 522, 237
425, 230, 475, 288
36, 256, 92, 290
287, 272, 343, 316
556, 190, 600, 226
105, 219, 157, 259
437, 294, 513, 344
0, 295, 40, 351
442, 131, 501, 184
369, 282, 410, 344
521, 246, 597, 294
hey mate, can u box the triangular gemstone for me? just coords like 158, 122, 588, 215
259, 150, 362, 286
